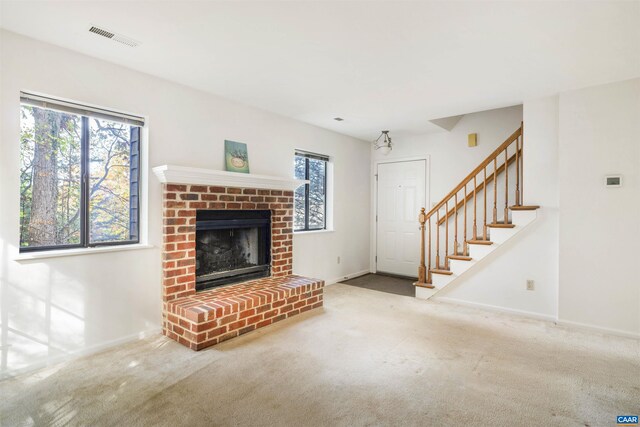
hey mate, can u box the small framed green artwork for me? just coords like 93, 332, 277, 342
224, 140, 250, 173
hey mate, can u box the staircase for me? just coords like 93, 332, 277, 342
414, 122, 539, 299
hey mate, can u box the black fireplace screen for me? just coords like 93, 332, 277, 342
195, 210, 270, 291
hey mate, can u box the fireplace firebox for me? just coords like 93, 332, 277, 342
195, 210, 271, 291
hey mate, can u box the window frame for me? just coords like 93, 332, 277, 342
19, 94, 143, 253
294, 151, 328, 232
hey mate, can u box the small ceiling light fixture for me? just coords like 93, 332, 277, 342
333, 117, 344, 121
374, 130, 393, 155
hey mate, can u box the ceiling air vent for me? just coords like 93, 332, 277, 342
88, 25, 140, 47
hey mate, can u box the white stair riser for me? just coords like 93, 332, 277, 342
449, 259, 476, 275
488, 227, 517, 244
468, 243, 497, 259
489, 210, 536, 243
512, 210, 536, 226
431, 273, 455, 288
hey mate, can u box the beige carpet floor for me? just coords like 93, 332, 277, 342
1, 284, 639, 427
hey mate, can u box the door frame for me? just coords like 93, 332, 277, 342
371, 156, 430, 274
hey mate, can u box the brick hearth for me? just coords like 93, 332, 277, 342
161, 183, 324, 350
166, 275, 324, 350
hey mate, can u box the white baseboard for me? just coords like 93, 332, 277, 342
556, 319, 640, 340
325, 270, 370, 286
433, 297, 640, 340
0, 327, 162, 380
433, 296, 558, 322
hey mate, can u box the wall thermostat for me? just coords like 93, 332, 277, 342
605, 175, 622, 187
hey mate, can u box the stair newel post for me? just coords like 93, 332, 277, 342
504, 147, 509, 224
454, 192, 459, 256
473, 174, 477, 239
493, 157, 498, 224
515, 133, 521, 207
415, 207, 433, 288
445, 200, 449, 268
436, 207, 441, 269
483, 167, 488, 240
520, 121, 524, 206
428, 216, 432, 284
463, 183, 468, 255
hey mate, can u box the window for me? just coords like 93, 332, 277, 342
294, 151, 328, 231
19, 93, 143, 252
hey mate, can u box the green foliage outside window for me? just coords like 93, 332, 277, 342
20, 104, 140, 250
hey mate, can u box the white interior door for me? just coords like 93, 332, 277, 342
376, 160, 426, 277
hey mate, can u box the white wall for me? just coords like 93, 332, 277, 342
372, 106, 524, 205
557, 78, 640, 336
0, 30, 371, 377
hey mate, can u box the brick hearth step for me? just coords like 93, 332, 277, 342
165, 275, 324, 350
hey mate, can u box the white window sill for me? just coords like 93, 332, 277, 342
293, 229, 335, 235
14, 243, 155, 261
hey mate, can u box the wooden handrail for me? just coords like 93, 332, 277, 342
437, 149, 521, 225
423, 126, 522, 221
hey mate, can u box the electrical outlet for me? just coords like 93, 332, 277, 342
526, 280, 535, 291
337, 256, 341, 264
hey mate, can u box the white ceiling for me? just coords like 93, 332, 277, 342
1, 1, 639, 141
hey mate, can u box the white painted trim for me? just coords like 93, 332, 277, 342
324, 270, 370, 286
556, 319, 640, 340
139, 125, 150, 249
434, 296, 558, 322
0, 327, 162, 380
153, 165, 307, 190
433, 297, 639, 340
293, 229, 335, 236
14, 243, 155, 261
371, 156, 430, 274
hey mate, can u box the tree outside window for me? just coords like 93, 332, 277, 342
19, 96, 141, 251
294, 151, 328, 231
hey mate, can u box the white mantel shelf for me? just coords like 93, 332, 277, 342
153, 165, 307, 191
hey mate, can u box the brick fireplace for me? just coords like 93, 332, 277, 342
155, 166, 324, 350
